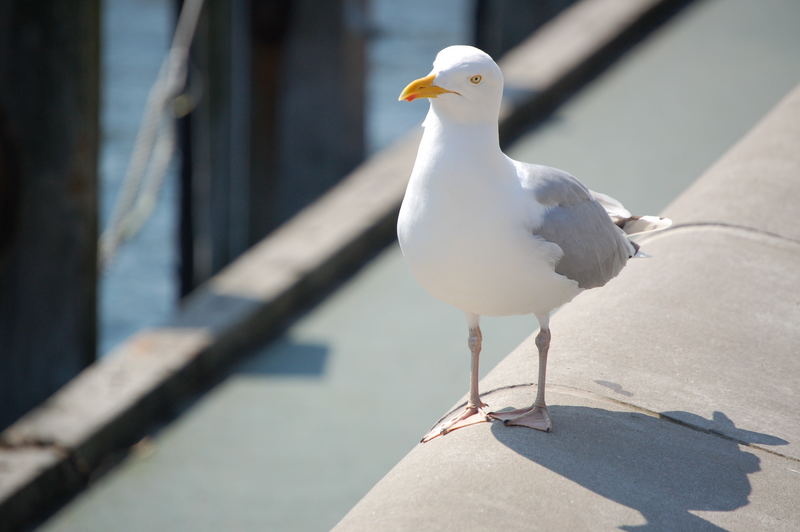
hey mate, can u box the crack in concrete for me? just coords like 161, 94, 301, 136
433, 382, 800, 463
637, 222, 800, 247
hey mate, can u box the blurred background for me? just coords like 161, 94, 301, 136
2, 0, 578, 430
1, 0, 799, 530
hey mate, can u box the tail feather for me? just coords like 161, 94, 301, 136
590, 189, 673, 235
619, 215, 673, 235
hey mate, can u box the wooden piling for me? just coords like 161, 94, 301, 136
180, 0, 367, 294
0, 1, 100, 429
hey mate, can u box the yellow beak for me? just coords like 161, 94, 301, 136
398, 73, 458, 102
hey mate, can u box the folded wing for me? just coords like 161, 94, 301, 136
518, 163, 635, 290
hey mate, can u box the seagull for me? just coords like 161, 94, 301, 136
397, 46, 671, 443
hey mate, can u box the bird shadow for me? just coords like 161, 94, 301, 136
489, 406, 787, 531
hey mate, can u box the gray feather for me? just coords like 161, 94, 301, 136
520, 164, 634, 289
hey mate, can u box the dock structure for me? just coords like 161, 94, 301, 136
1, 0, 800, 530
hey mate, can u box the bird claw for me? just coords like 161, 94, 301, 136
490, 404, 552, 432
421, 404, 491, 443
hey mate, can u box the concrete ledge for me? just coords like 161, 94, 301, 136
334, 85, 800, 530
0, 0, 693, 529
337, 385, 798, 531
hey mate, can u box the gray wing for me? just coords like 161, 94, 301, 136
519, 163, 636, 289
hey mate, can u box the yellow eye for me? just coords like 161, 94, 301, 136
469, 74, 482, 85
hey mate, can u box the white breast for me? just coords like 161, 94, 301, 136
398, 137, 580, 317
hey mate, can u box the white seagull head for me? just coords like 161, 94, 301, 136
398, 45, 504, 125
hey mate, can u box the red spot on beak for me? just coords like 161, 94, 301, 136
406, 95, 416, 102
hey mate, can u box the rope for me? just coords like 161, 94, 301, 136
98, 0, 205, 270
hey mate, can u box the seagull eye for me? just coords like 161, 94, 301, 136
469, 75, 482, 85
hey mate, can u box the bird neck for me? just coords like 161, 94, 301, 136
421, 107, 501, 157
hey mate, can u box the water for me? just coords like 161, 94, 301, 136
99, 0, 177, 355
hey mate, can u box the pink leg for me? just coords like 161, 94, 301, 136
490, 323, 552, 432
421, 320, 490, 442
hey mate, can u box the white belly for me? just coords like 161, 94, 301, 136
398, 175, 580, 317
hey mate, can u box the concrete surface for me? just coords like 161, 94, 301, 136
335, 84, 800, 531
32, 0, 800, 530
337, 386, 798, 531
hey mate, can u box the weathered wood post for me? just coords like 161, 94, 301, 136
180, 0, 366, 294
0, 1, 100, 429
